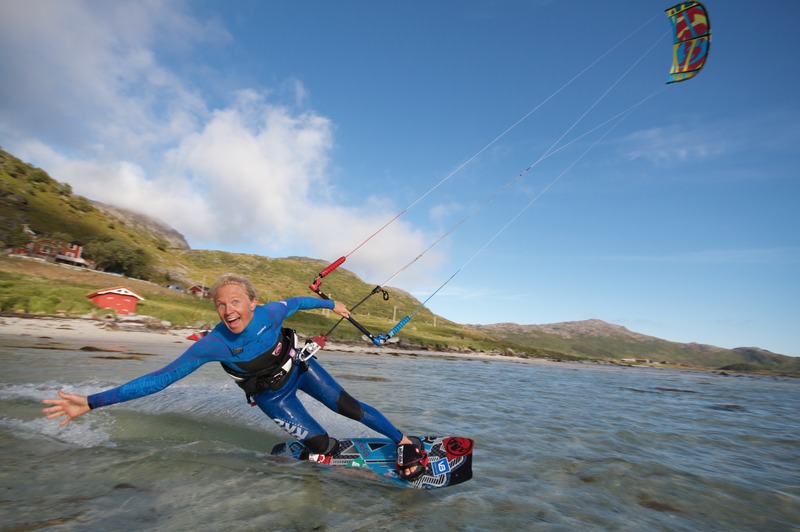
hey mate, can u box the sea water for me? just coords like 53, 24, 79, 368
1, 334, 798, 531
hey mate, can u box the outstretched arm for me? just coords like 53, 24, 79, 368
280, 297, 349, 319
42, 390, 90, 426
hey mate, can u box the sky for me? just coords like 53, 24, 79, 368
1, 1, 798, 356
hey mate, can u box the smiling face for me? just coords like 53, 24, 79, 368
214, 283, 257, 335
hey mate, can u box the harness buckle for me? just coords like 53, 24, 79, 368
269, 357, 293, 385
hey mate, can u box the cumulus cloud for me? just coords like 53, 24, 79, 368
0, 0, 445, 288
0, 1, 216, 154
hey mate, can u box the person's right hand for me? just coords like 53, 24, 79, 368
332, 301, 351, 319
42, 390, 91, 426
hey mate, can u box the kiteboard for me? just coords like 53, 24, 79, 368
270, 435, 474, 490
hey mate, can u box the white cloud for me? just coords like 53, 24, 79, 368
428, 201, 466, 227
161, 91, 335, 247
0, 1, 215, 155
0, 0, 444, 289
621, 125, 723, 164
619, 107, 800, 170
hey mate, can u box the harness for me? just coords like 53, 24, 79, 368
220, 328, 300, 405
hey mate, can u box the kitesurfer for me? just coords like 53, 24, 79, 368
42, 273, 428, 481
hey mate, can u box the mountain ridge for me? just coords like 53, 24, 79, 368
467, 320, 798, 371
89, 200, 190, 250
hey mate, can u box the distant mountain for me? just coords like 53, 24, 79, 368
467, 320, 800, 372
89, 200, 189, 250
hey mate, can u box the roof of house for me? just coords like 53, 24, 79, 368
85, 286, 145, 301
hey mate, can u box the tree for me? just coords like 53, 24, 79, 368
3, 224, 31, 249
83, 238, 151, 279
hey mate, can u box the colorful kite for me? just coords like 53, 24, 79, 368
666, 1, 711, 83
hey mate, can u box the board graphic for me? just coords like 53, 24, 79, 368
271, 435, 474, 490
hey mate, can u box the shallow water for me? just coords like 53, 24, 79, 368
1, 334, 798, 531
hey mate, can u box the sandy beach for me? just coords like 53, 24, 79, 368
0, 314, 563, 366
0, 314, 197, 358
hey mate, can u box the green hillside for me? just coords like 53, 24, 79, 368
0, 148, 499, 348
470, 321, 800, 373
0, 150, 178, 272
1, 148, 797, 374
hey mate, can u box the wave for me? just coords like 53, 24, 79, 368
1, 379, 381, 453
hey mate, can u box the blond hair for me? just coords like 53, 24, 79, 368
210, 273, 258, 301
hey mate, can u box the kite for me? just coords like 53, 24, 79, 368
666, 2, 711, 83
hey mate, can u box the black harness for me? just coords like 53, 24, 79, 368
220, 328, 299, 405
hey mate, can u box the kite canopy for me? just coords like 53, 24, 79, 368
666, 1, 711, 83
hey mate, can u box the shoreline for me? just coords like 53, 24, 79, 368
0, 314, 569, 367
3, 314, 792, 378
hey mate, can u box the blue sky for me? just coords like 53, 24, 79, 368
1, 1, 798, 356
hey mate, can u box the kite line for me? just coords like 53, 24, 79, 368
304, 3, 710, 349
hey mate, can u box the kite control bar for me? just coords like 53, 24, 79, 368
309, 257, 408, 347
308, 257, 384, 346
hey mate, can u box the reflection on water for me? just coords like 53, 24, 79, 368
1, 340, 799, 531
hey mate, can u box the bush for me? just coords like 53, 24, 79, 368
27, 295, 61, 314
67, 195, 94, 213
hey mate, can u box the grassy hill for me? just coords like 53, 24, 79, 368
0, 253, 511, 351
0, 150, 182, 272
469, 320, 800, 373
2, 148, 797, 374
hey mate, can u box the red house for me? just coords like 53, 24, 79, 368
11, 238, 62, 261
10, 225, 95, 269
86, 286, 145, 315
54, 241, 94, 269
186, 285, 210, 298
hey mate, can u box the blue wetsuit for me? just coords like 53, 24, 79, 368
88, 297, 403, 452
